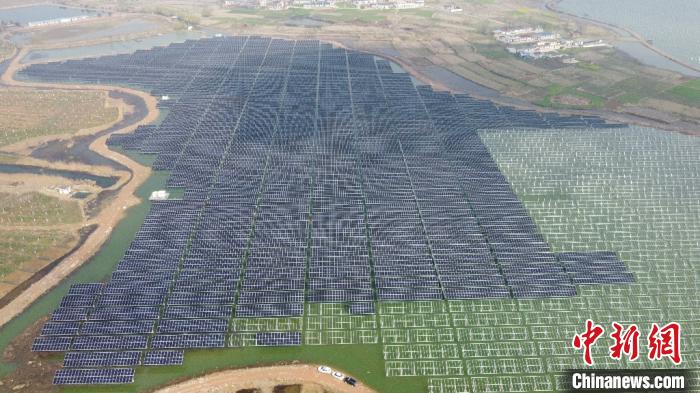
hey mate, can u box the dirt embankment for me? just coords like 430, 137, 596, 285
0, 47, 158, 328
154, 364, 377, 393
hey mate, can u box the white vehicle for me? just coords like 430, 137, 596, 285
317, 365, 332, 374
332, 371, 345, 380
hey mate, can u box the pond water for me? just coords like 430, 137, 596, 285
43, 18, 161, 43
0, 4, 96, 25
0, 164, 118, 188
558, 0, 700, 75
22, 30, 209, 64
616, 41, 700, 77
71, 191, 91, 199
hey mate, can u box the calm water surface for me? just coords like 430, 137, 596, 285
558, 0, 700, 70
22, 30, 208, 64
0, 4, 96, 24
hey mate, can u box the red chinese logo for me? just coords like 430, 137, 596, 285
609, 322, 640, 361
572, 319, 605, 366
648, 322, 682, 365
573, 321, 681, 366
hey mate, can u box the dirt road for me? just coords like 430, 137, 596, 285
0, 47, 158, 328
154, 364, 377, 393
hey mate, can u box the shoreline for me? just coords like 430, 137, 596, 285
545, 0, 700, 75
0, 47, 158, 328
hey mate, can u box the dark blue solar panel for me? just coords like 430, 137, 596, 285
32, 336, 72, 352
41, 321, 81, 336
143, 350, 184, 366
53, 368, 134, 385
63, 351, 141, 368
255, 331, 302, 346
349, 302, 375, 315
71, 335, 148, 351
151, 334, 226, 349
80, 320, 155, 335
22, 36, 633, 385
157, 319, 228, 334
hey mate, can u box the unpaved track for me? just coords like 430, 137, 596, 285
154, 364, 377, 393
0, 47, 158, 328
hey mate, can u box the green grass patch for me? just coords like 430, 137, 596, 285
472, 43, 510, 60
581, 76, 669, 105
237, 17, 274, 26
679, 78, 700, 90
229, 7, 313, 19
514, 7, 534, 15
0, 229, 75, 280
538, 84, 605, 109
0, 39, 13, 61
613, 77, 669, 104
667, 78, 700, 105
319, 8, 387, 23
398, 8, 434, 18
228, 7, 387, 24
0, 192, 82, 226
575, 61, 600, 71
0, 152, 19, 164
0, 88, 119, 148
0, 191, 83, 280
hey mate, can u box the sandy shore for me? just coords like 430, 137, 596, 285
154, 364, 377, 393
0, 47, 158, 328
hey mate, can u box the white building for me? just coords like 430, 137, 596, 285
149, 190, 170, 200
26, 15, 91, 28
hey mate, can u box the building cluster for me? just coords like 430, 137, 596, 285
149, 190, 170, 201
493, 26, 609, 60
26, 15, 91, 28
223, 0, 424, 10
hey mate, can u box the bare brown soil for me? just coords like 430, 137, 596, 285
552, 94, 591, 106
154, 364, 376, 393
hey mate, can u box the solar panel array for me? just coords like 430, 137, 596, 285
255, 331, 303, 346
21, 36, 634, 385
53, 368, 134, 385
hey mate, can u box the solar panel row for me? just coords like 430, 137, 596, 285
20, 36, 632, 385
